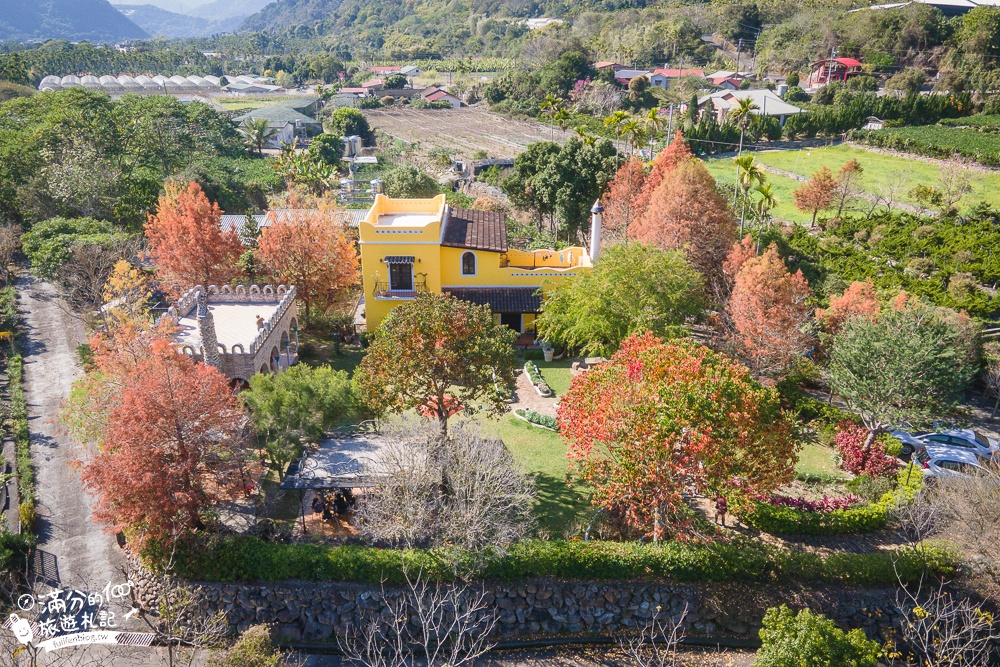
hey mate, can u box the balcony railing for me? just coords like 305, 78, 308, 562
373, 278, 428, 300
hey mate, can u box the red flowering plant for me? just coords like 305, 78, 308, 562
757, 494, 865, 512
834, 420, 899, 478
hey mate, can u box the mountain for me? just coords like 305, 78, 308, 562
116, 4, 243, 38
111, 0, 199, 13
191, 0, 277, 21
240, 0, 344, 32
1, 0, 148, 43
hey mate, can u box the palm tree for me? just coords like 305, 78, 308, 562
240, 118, 277, 155
621, 119, 643, 156
752, 183, 777, 253
554, 108, 570, 133
603, 110, 630, 157
641, 107, 667, 158
734, 154, 765, 238
728, 97, 761, 211
575, 125, 596, 145
729, 97, 760, 157
540, 94, 562, 141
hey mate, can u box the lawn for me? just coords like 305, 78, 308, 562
704, 143, 1000, 224
795, 443, 845, 480
533, 358, 575, 396
476, 413, 592, 538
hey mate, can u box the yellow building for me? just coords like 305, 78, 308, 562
359, 194, 595, 335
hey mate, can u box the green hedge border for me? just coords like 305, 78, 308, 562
161, 536, 957, 587
1, 286, 33, 535
735, 466, 922, 536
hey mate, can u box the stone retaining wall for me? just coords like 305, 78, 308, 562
126, 558, 905, 645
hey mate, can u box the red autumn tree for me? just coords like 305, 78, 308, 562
792, 166, 837, 228
558, 332, 797, 540
634, 132, 693, 214
80, 340, 247, 549
816, 280, 880, 334
728, 244, 813, 377
145, 182, 244, 289
256, 207, 359, 322
601, 157, 646, 241
630, 159, 736, 286
722, 235, 756, 286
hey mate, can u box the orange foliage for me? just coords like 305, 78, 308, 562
792, 167, 837, 228
629, 159, 736, 284
145, 182, 244, 290
81, 340, 247, 549
634, 132, 692, 214
723, 235, 756, 284
558, 332, 796, 539
601, 157, 646, 241
256, 206, 359, 320
728, 245, 814, 377
816, 280, 880, 333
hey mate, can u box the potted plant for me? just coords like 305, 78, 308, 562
540, 339, 554, 363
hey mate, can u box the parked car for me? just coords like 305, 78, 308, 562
914, 445, 988, 480
887, 428, 930, 456
918, 429, 998, 460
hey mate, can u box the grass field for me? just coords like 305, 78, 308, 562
704, 143, 1000, 224
795, 443, 844, 479
534, 359, 575, 396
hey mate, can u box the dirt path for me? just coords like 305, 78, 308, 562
17, 276, 123, 590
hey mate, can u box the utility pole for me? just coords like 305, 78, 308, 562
735, 39, 742, 74
666, 104, 674, 145
827, 47, 837, 86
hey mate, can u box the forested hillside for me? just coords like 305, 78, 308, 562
1, 0, 148, 43
116, 5, 243, 38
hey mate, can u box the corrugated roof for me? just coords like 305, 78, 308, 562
444, 287, 543, 314
698, 89, 804, 117
234, 105, 322, 126
441, 207, 506, 252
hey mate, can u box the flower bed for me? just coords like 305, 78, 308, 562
735, 466, 922, 536
523, 361, 552, 397
514, 408, 557, 431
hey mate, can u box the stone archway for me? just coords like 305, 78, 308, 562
269, 346, 280, 372
259, 363, 269, 375
280, 330, 290, 367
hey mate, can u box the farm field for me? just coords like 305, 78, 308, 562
857, 125, 1000, 168
705, 143, 1000, 225
364, 106, 573, 158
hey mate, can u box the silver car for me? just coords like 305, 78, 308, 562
914, 445, 988, 479
918, 429, 998, 461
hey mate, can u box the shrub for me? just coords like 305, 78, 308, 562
164, 535, 956, 585
208, 624, 282, 667
759, 494, 864, 512
736, 466, 922, 535
754, 605, 880, 667
515, 408, 557, 429
523, 361, 551, 395
834, 421, 899, 478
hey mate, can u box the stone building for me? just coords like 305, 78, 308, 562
168, 284, 299, 382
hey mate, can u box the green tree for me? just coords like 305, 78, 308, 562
356, 294, 518, 435
21, 217, 129, 281
240, 118, 276, 155
307, 133, 345, 167
754, 606, 879, 667
383, 74, 407, 89
383, 165, 440, 198
325, 106, 375, 145
243, 364, 359, 476
537, 243, 704, 357
827, 298, 977, 448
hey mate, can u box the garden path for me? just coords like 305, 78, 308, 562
510, 369, 560, 418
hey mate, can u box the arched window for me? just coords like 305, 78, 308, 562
461, 251, 476, 276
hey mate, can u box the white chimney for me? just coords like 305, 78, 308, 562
590, 200, 603, 263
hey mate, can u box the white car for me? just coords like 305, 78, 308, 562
914, 445, 988, 480
918, 429, 998, 461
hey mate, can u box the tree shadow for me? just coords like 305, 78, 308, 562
531, 472, 591, 538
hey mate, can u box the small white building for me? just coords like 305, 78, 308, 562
696, 88, 804, 126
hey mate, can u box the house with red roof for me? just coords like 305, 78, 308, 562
421, 86, 462, 107
594, 61, 627, 72
807, 57, 863, 88
649, 68, 705, 88
711, 77, 742, 90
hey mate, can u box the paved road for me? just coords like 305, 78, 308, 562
18, 276, 124, 591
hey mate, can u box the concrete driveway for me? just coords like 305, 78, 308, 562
18, 276, 124, 591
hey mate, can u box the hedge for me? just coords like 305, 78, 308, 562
163, 536, 957, 586
735, 466, 923, 536
0, 286, 33, 534
514, 408, 557, 430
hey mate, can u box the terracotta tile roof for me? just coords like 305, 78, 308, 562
441, 206, 507, 252
444, 287, 542, 313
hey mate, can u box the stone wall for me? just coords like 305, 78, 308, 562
126, 558, 904, 646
